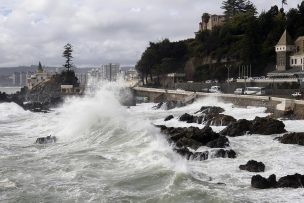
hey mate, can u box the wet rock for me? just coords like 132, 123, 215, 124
220, 119, 252, 137
213, 149, 236, 158
195, 106, 224, 114
23, 102, 50, 113
176, 137, 202, 150
153, 100, 185, 110
251, 117, 286, 135
164, 115, 174, 121
179, 113, 194, 123
190, 126, 220, 145
251, 174, 277, 189
206, 136, 229, 148
252, 173, 304, 189
277, 174, 304, 188
276, 132, 304, 146
173, 147, 193, 160
204, 114, 236, 126
221, 117, 286, 137
35, 135, 56, 144
192, 151, 209, 161
239, 160, 265, 172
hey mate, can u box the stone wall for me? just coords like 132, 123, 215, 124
133, 87, 304, 119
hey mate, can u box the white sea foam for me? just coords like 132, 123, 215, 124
1, 83, 304, 202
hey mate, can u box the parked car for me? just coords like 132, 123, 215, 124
209, 86, 222, 93
234, 88, 244, 95
244, 87, 266, 95
214, 79, 219, 83
292, 92, 302, 98
205, 80, 213, 84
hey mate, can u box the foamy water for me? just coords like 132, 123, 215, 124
1, 82, 304, 203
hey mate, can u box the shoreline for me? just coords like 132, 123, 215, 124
133, 87, 304, 119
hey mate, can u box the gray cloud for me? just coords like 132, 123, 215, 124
0, 0, 302, 67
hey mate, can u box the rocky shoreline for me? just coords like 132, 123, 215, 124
155, 104, 304, 189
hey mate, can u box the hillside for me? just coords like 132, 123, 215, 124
136, 1, 304, 84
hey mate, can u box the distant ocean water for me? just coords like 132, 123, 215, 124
1, 80, 304, 202
0, 86, 21, 94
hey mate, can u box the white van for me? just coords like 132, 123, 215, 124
244, 87, 266, 95
209, 86, 222, 93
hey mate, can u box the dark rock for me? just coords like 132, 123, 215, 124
220, 119, 252, 137
176, 137, 202, 150
35, 135, 56, 144
190, 126, 220, 145
192, 151, 209, 161
196, 106, 224, 114
206, 136, 229, 148
173, 147, 193, 160
221, 117, 286, 136
179, 113, 194, 123
277, 132, 304, 146
277, 174, 304, 188
251, 174, 277, 189
204, 114, 236, 126
214, 149, 236, 158
239, 160, 265, 172
251, 117, 286, 135
164, 115, 174, 121
23, 102, 50, 113
153, 100, 185, 110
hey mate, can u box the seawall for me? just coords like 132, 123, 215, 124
133, 87, 304, 119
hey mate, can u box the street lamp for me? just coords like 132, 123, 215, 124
225, 64, 231, 83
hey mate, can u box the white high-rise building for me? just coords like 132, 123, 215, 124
100, 63, 120, 81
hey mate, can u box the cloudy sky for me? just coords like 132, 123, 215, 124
0, 0, 301, 67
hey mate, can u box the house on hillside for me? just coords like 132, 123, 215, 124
27, 66, 53, 89
197, 14, 225, 32
268, 30, 304, 79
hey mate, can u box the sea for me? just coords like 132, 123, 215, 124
1, 81, 304, 203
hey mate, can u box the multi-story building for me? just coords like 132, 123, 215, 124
100, 63, 120, 81
75, 73, 88, 86
268, 30, 304, 78
198, 14, 225, 32
27, 67, 53, 89
12, 72, 21, 86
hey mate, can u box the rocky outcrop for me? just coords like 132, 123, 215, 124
251, 174, 277, 189
179, 113, 236, 126
160, 125, 223, 149
276, 132, 304, 146
213, 149, 236, 158
158, 125, 236, 161
277, 174, 304, 188
195, 106, 224, 114
220, 117, 286, 137
153, 100, 185, 110
250, 117, 286, 135
173, 147, 236, 161
239, 160, 265, 172
35, 135, 56, 144
206, 136, 230, 148
220, 119, 252, 137
164, 115, 174, 121
251, 173, 304, 189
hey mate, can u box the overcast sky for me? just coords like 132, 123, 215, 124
0, 0, 301, 67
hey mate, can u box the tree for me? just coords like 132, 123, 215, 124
62, 43, 73, 71
221, 0, 257, 18
38, 61, 43, 72
202, 13, 210, 30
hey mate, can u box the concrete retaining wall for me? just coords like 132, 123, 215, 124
133, 87, 304, 119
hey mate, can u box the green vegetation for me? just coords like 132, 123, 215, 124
136, 0, 304, 84
60, 43, 79, 86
